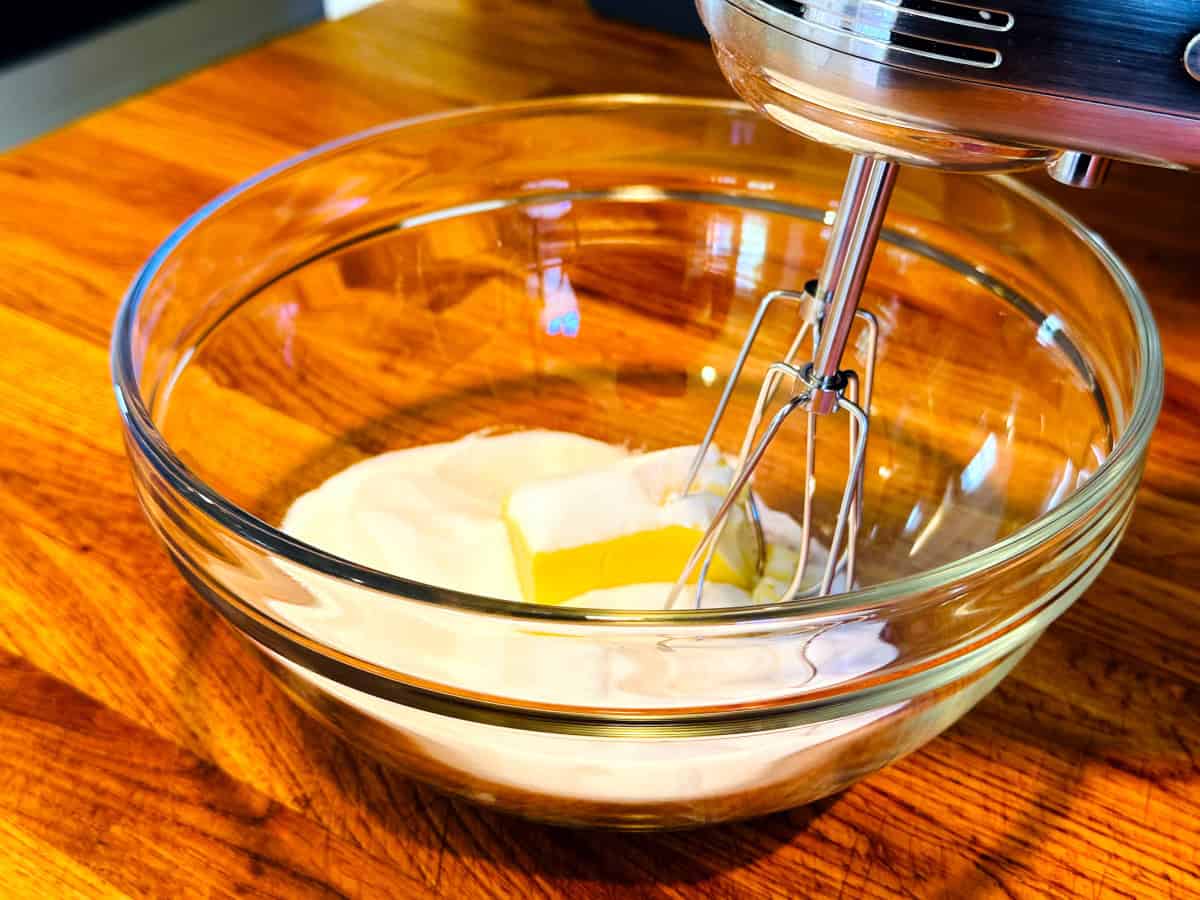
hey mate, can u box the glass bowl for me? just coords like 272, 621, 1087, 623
112, 96, 1161, 828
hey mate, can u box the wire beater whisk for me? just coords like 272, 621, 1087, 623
667, 153, 897, 607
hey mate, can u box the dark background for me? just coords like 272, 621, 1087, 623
0, 1, 175, 68
589, 0, 707, 38
0, 1, 705, 71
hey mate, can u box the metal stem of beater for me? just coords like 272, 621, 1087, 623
807, 154, 897, 412
798, 155, 896, 597
670, 153, 897, 608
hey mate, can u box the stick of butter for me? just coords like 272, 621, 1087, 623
502, 445, 757, 605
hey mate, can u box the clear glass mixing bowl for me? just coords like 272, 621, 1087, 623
112, 96, 1161, 828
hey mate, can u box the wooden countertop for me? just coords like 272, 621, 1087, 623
0, 1, 1196, 896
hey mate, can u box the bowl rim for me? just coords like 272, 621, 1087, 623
111, 93, 1164, 627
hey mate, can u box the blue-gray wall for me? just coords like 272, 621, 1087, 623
0, 0, 324, 150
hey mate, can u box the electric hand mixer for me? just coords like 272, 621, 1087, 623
672, 0, 1200, 605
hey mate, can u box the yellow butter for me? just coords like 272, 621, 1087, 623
502, 445, 755, 606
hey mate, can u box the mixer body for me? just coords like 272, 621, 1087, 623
699, 0, 1200, 173
682, 0, 1192, 601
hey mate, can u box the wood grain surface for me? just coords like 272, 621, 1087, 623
0, 0, 1197, 896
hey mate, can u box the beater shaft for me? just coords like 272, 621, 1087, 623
808, 155, 897, 412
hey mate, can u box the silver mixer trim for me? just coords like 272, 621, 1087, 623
1047, 151, 1113, 189
701, 0, 1200, 169
738, 0, 1008, 69
725, 0, 1200, 114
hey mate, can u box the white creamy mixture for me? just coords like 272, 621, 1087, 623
270, 430, 899, 806
282, 430, 826, 610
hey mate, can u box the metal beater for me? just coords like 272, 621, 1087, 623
670, 154, 894, 606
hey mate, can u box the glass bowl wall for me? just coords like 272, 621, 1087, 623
113, 97, 1160, 827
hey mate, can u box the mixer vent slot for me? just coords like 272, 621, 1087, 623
873, 0, 1012, 33
767, 0, 1010, 69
